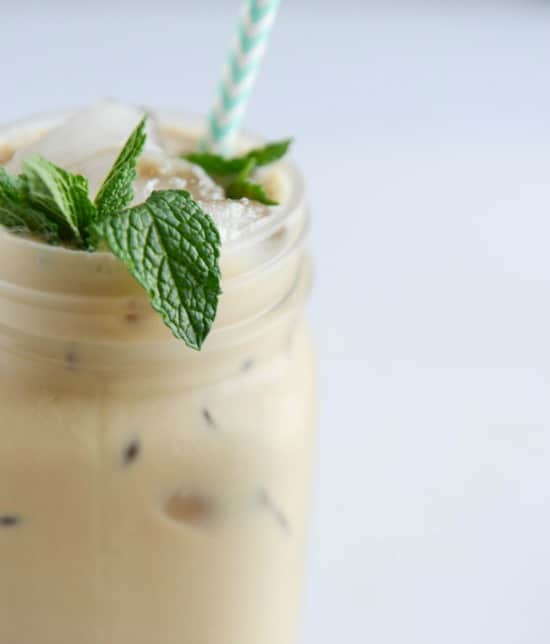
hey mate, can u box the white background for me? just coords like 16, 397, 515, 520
2, 1, 550, 642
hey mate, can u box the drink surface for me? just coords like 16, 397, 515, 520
0, 105, 316, 644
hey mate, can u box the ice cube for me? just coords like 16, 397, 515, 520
7, 101, 161, 185
135, 155, 272, 242
139, 154, 274, 243
198, 197, 271, 243
133, 154, 224, 205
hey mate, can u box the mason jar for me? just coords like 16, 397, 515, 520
0, 114, 317, 644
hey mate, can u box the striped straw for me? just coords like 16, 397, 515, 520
201, 0, 282, 153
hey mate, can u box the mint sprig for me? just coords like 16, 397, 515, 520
103, 190, 221, 350
184, 138, 292, 205
0, 118, 222, 349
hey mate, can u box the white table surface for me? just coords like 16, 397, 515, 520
2, 1, 550, 642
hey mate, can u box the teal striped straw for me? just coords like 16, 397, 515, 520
201, 0, 282, 153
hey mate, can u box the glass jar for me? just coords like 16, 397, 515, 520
0, 114, 317, 644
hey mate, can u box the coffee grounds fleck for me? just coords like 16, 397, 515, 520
240, 358, 255, 373
122, 438, 141, 466
124, 299, 140, 324
258, 488, 290, 535
65, 347, 79, 371
202, 408, 217, 429
0, 515, 21, 528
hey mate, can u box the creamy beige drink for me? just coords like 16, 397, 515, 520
0, 106, 316, 644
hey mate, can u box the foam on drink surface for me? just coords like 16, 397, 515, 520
5, 102, 275, 244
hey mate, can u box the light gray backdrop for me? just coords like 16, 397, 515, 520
2, 1, 550, 642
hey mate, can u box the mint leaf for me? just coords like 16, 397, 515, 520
22, 156, 96, 247
225, 179, 278, 205
103, 190, 221, 349
184, 151, 245, 177
95, 117, 146, 220
241, 139, 292, 168
225, 159, 278, 205
0, 167, 60, 240
185, 138, 291, 177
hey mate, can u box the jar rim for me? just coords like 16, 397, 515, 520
0, 108, 306, 254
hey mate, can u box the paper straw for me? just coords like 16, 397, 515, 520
201, 0, 282, 153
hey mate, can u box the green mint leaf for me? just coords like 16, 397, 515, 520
0, 167, 60, 241
103, 190, 221, 349
95, 117, 147, 220
22, 156, 97, 247
184, 138, 292, 177
235, 157, 256, 182
225, 178, 278, 205
184, 151, 246, 177
241, 138, 292, 168
224, 157, 278, 205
